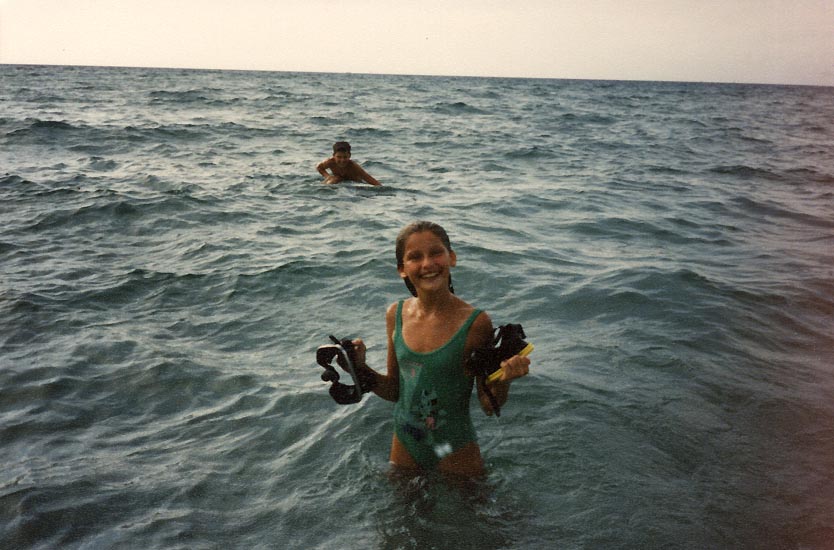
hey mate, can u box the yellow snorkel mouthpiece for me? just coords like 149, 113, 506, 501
486, 342, 534, 384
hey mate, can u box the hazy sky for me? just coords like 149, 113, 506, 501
2, 0, 832, 85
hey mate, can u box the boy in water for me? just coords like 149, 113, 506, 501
316, 141, 381, 186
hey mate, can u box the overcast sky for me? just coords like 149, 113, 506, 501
1, 0, 832, 85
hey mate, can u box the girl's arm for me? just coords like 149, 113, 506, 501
378, 303, 400, 400
476, 355, 531, 415
467, 312, 502, 415
350, 302, 399, 402
469, 312, 530, 415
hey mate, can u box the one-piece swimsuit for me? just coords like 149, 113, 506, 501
393, 300, 482, 469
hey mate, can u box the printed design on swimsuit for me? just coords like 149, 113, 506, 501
416, 389, 445, 432
397, 385, 455, 460
395, 360, 449, 447
402, 358, 421, 381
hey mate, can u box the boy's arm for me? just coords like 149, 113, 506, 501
354, 163, 381, 186
317, 158, 332, 177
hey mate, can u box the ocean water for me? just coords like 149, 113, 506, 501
1, 64, 833, 549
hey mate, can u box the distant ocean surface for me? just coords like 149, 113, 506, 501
1, 64, 833, 549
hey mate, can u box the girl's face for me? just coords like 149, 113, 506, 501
398, 230, 456, 295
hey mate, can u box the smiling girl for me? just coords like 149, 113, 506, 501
349, 221, 530, 477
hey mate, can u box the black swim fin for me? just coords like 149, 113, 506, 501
315, 335, 376, 405
468, 323, 533, 416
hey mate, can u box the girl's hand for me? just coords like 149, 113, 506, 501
351, 338, 367, 367
498, 354, 530, 383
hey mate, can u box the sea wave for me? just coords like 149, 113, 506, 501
2, 65, 833, 549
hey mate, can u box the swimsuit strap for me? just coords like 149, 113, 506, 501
395, 300, 481, 352
395, 299, 404, 337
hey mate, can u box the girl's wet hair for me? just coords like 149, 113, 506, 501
395, 221, 455, 297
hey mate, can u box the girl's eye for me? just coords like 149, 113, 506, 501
405, 245, 446, 262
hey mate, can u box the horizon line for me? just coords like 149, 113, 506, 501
2, 61, 832, 89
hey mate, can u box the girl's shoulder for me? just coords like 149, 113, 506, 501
385, 299, 407, 329
467, 308, 494, 350
469, 306, 492, 331
387, 297, 409, 311
453, 296, 486, 319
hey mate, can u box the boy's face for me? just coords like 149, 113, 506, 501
333, 151, 351, 165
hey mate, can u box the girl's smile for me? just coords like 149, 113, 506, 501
398, 231, 456, 294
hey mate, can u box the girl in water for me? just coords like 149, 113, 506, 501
350, 221, 531, 477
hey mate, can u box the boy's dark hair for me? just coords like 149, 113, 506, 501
333, 141, 351, 154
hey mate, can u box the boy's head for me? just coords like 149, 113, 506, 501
333, 141, 351, 155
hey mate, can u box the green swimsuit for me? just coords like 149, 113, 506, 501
393, 300, 482, 469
